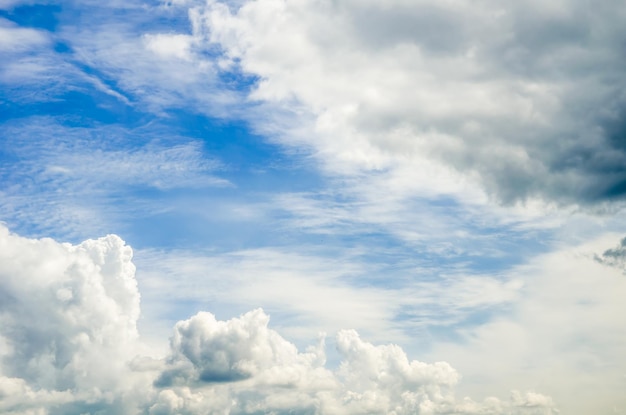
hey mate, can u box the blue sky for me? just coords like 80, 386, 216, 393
1, 1, 626, 414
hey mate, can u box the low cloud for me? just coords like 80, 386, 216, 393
151, 308, 556, 415
0, 225, 143, 413
0, 224, 558, 414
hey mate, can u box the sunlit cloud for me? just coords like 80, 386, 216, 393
2, 0, 626, 413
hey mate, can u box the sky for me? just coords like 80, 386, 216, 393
1, 0, 626, 414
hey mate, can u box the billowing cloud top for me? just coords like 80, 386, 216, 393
0, 225, 559, 414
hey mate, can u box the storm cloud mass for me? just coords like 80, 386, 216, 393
195, 0, 626, 205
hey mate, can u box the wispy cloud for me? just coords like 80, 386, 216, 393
0, 117, 228, 239
134, 241, 527, 355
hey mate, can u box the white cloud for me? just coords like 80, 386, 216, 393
151, 308, 557, 415
0, 18, 63, 94
155, 309, 331, 387
60, 10, 245, 119
0, 19, 49, 52
0, 224, 560, 414
0, 224, 145, 413
144, 33, 194, 61
428, 235, 626, 415
132, 231, 626, 415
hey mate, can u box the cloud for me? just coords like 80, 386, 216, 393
595, 236, 626, 270
0, 224, 144, 413
0, 118, 228, 239
133, 232, 626, 415
155, 309, 330, 387
151, 308, 557, 415
0, 17, 67, 101
428, 235, 626, 415
0, 224, 560, 414
143, 33, 194, 61
55, 2, 247, 119
0, 18, 49, 52
133, 244, 526, 351
180, 0, 626, 207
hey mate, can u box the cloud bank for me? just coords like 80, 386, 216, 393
0, 224, 558, 414
184, 0, 626, 206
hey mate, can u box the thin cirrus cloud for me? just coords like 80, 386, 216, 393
133, 244, 524, 349
0, 118, 227, 240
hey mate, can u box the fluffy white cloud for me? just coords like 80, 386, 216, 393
0, 225, 559, 414
151, 308, 557, 415
155, 308, 331, 386
0, 224, 144, 413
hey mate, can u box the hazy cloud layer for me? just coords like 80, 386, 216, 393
186, 0, 626, 206
0, 225, 558, 414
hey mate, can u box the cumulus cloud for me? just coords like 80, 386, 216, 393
0, 224, 144, 413
181, 0, 626, 206
0, 224, 559, 414
151, 308, 557, 415
155, 308, 330, 386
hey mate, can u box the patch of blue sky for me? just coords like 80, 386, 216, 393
216, 66, 262, 92
0, 4, 61, 31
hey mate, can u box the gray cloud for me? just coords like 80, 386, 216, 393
595, 236, 626, 269
189, 0, 626, 207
